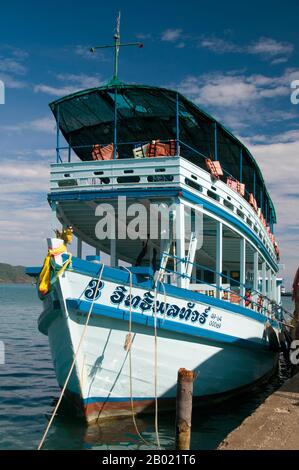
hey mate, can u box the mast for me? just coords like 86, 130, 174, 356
90, 12, 144, 85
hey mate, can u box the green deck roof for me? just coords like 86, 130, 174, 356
49, 82, 276, 224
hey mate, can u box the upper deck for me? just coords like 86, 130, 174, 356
49, 82, 277, 231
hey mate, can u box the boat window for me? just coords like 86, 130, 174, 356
117, 176, 140, 183
191, 174, 198, 180
207, 190, 220, 201
58, 179, 78, 187
246, 217, 252, 227
254, 225, 258, 233
94, 171, 104, 175
148, 175, 174, 182
237, 209, 244, 219
155, 168, 166, 173
124, 169, 134, 174
185, 177, 203, 192
223, 199, 234, 211
227, 195, 231, 201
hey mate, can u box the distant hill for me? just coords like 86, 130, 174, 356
0, 263, 32, 283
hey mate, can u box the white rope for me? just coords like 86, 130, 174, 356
37, 264, 105, 450
121, 266, 150, 447
153, 285, 161, 450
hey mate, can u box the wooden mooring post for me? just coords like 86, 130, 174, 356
175, 368, 195, 450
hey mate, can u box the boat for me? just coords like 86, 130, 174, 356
28, 20, 288, 424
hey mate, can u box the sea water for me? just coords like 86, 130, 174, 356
0, 284, 293, 450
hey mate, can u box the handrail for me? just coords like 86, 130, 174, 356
160, 251, 292, 322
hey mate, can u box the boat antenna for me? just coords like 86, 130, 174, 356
90, 11, 144, 84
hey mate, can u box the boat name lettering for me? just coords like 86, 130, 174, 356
110, 286, 211, 325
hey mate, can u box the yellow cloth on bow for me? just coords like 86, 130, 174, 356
38, 244, 70, 296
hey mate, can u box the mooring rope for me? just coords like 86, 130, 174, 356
153, 285, 161, 450
122, 266, 151, 447
37, 263, 105, 450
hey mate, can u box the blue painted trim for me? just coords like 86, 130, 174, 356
83, 396, 155, 404
64, 254, 278, 328
26, 266, 42, 277
50, 186, 277, 271
67, 298, 269, 352
49, 187, 179, 203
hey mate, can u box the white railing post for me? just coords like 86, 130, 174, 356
176, 201, 186, 289
216, 221, 223, 299
253, 251, 259, 310
240, 237, 246, 307
77, 238, 82, 258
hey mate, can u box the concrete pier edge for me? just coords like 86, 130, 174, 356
218, 371, 299, 450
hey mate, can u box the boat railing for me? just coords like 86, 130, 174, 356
160, 251, 292, 324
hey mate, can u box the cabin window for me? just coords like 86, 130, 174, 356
58, 179, 78, 187
207, 190, 220, 201
191, 174, 198, 180
148, 175, 174, 182
94, 171, 104, 176
155, 168, 166, 173
237, 209, 244, 219
185, 177, 202, 192
117, 176, 140, 183
223, 199, 234, 211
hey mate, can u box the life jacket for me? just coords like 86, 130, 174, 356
206, 158, 223, 179
249, 193, 258, 212
147, 139, 177, 158
91, 143, 118, 160
226, 177, 245, 196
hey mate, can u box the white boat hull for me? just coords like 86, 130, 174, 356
39, 258, 279, 423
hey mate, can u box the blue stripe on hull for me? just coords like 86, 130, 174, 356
64, 254, 278, 329
67, 298, 268, 352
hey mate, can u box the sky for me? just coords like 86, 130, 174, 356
0, 0, 298, 288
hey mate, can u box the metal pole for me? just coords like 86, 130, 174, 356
175, 368, 194, 451
113, 88, 117, 160
176, 92, 180, 156
240, 237, 246, 307
56, 105, 60, 164
68, 135, 71, 163
216, 221, 223, 299
253, 251, 259, 309
214, 122, 218, 160
262, 261, 267, 297
240, 148, 243, 183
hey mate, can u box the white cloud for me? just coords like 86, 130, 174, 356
161, 29, 182, 42
239, 131, 299, 288
34, 84, 79, 97
177, 68, 299, 108
0, 47, 29, 89
248, 37, 294, 59
0, 116, 56, 134
199, 36, 294, 63
34, 73, 102, 97
0, 72, 27, 89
